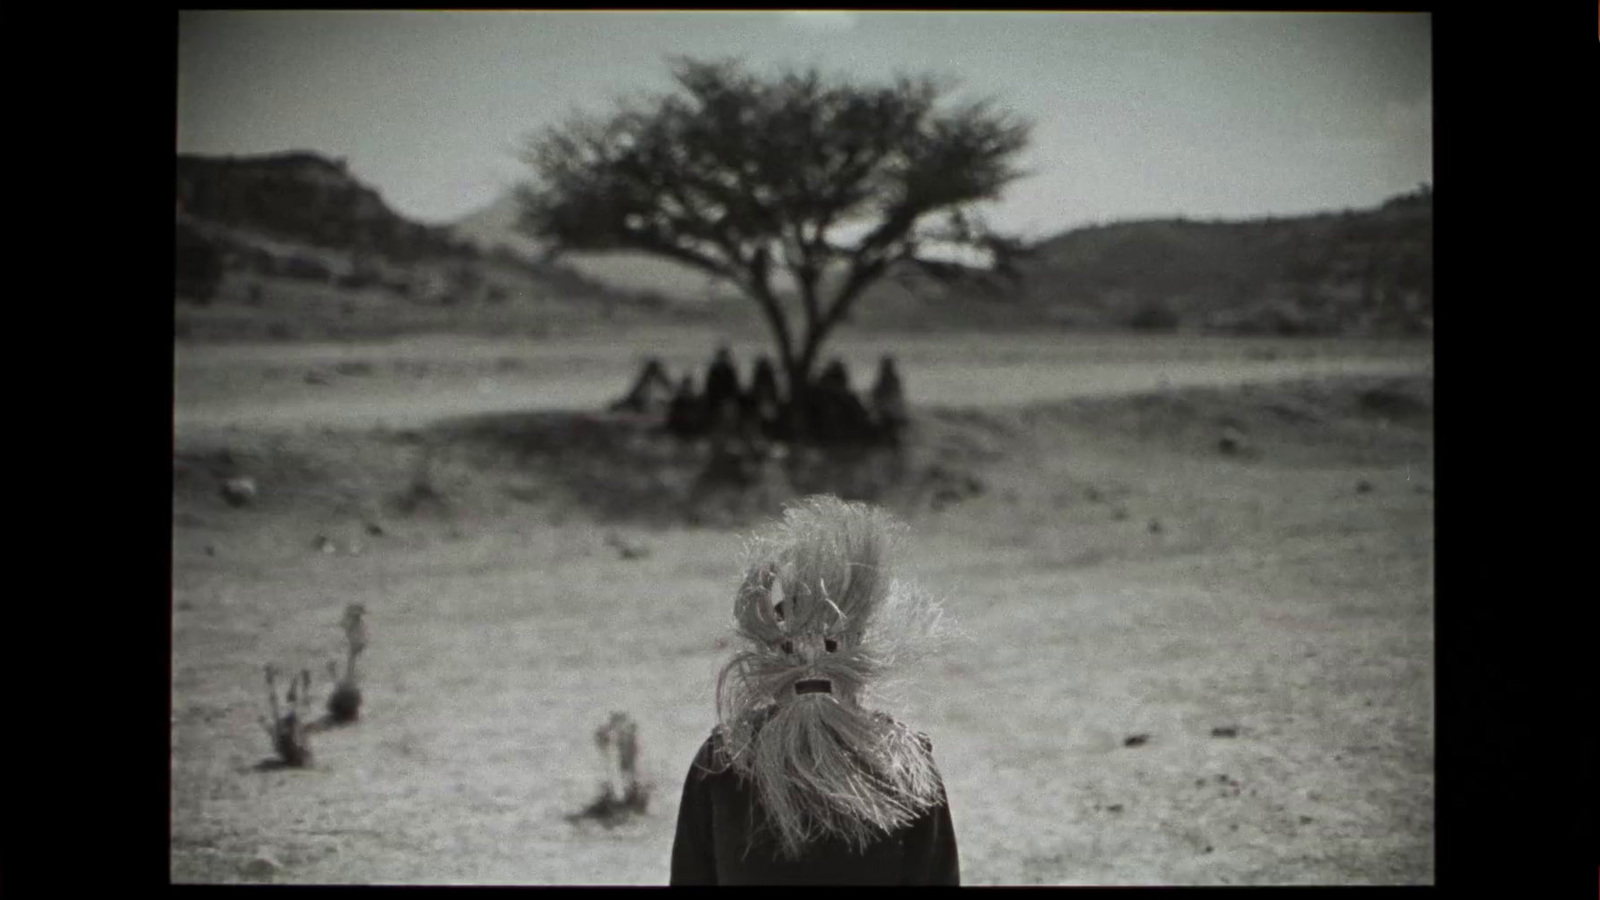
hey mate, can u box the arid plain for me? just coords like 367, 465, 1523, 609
171, 327, 1433, 884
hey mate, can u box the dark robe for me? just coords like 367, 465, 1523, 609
610, 358, 674, 414
870, 357, 908, 433
666, 376, 706, 438
743, 357, 783, 438
669, 728, 960, 885
704, 350, 741, 415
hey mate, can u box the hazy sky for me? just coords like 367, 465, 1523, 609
177, 10, 1431, 239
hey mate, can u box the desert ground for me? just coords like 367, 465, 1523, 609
170, 327, 1434, 885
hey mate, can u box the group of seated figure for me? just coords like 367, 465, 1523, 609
610, 345, 908, 447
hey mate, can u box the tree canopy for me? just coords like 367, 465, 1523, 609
517, 57, 1033, 397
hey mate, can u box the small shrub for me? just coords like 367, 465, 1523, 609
568, 712, 651, 827
1127, 301, 1179, 332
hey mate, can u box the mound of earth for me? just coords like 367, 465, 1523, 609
433, 410, 995, 529
173, 373, 1429, 541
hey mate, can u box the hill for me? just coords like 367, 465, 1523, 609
176, 151, 467, 263
173, 149, 1432, 341
174, 151, 703, 341
449, 191, 739, 306
452, 186, 1433, 337
1015, 189, 1433, 336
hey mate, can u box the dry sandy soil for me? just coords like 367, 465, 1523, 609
170, 328, 1434, 885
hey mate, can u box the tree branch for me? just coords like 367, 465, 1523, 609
519, 57, 1035, 400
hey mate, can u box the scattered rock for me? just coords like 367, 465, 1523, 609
313, 535, 337, 554
204, 544, 217, 557
1355, 480, 1374, 494
1104, 803, 1124, 813
221, 476, 257, 507
1210, 726, 1239, 738
1084, 486, 1103, 503
605, 531, 650, 560
1147, 518, 1163, 535
242, 854, 282, 879
1298, 815, 1314, 825
364, 521, 386, 537
1358, 385, 1429, 417
1217, 426, 1249, 456
304, 371, 330, 386
1263, 399, 1321, 423
1111, 506, 1130, 521
923, 466, 985, 512
1229, 823, 1238, 831
1203, 845, 1214, 854
1122, 733, 1150, 748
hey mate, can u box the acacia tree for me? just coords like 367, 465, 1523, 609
517, 57, 1032, 425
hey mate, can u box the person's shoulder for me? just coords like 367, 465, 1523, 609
685, 727, 750, 795
679, 732, 718, 789
696, 727, 722, 758
874, 713, 935, 753
691, 726, 734, 773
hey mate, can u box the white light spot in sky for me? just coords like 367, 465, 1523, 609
780, 11, 859, 32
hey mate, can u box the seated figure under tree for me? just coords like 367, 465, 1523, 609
610, 357, 675, 415
869, 355, 909, 442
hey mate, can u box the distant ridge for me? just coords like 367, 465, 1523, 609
172, 150, 701, 341
449, 184, 1432, 336
175, 151, 469, 263
449, 190, 544, 260
174, 148, 1431, 338
1014, 187, 1433, 335
449, 191, 734, 305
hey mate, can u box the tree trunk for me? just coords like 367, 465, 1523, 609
783, 356, 817, 442
745, 276, 798, 381
779, 278, 868, 443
